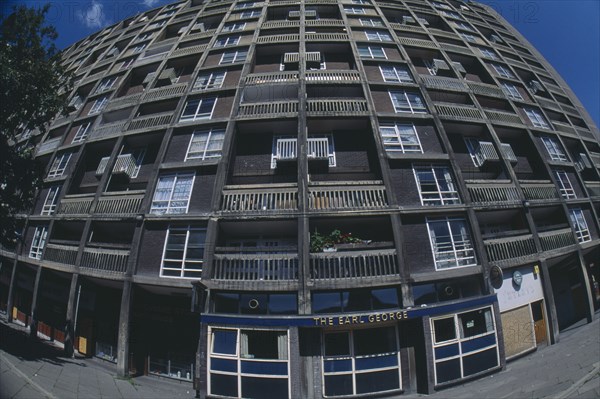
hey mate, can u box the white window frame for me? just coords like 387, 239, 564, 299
357, 45, 387, 59
185, 128, 225, 161
89, 96, 109, 115
160, 225, 206, 278
344, 6, 366, 14
41, 185, 61, 215
208, 327, 290, 399
322, 326, 402, 397
72, 122, 91, 143
235, 2, 256, 9
569, 208, 591, 243
524, 108, 550, 129
501, 82, 523, 100
379, 64, 413, 83
359, 17, 383, 27
240, 10, 261, 18
222, 22, 246, 32
553, 169, 576, 199
454, 21, 474, 32
352, 0, 369, 4
194, 70, 227, 91
378, 123, 422, 153
214, 35, 241, 48
29, 226, 48, 260
47, 152, 72, 178
132, 43, 147, 54
459, 33, 477, 43
365, 30, 392, 42
150, 172, 195, 214
120, 57, 136, 70
441, 10, 463, 20
96, 76, 117, 93
413, 164, 461, 206
179, 97, 217, 122
478, 47, 498, 60
426, 217, 477, 270
541, 136, 568, 162
491, 63, 514, 78
389, 90, 427, 114
220, 49, 248, 64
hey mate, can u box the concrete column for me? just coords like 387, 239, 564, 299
6, 260, 18, 322
539, 260, 560, 344
64, 273, 79, 357
420, 316, 435, 394
116, 279, 133, 377
28, 266, 43, 339
576, 252, 595, 323
195, 323, 208, 398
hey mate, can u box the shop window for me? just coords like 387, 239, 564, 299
413, 277, 482, 305
213, 292, 298, 315
322, 326, 401, 396
312, 287, 400, 314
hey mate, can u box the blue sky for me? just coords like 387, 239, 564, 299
2, 0, 598, 127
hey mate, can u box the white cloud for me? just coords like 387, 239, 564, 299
76, 1, 109, 29
142, 0, 161, 7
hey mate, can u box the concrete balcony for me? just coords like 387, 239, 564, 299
171, 44, 208, 58
305, 32, 349, 41
143, 83, 187, 102
104, 93, 143, 111
43, 243, 79, 265
212, 253, 299, 281
305, 19, 344, 26
552, 121, 577, 136
89, 121, 127, 141
308, 181, 388, 211
95, 190, 145, 214
305, 70, 360, 84
468, 82, 505, 98
309, 248, 399, 280
539, 228, 576, 252
221, 184, 298, 213
127, 112, 173, 131
585, 181, 600, 197
81, 246, 130, 273
306, 98, 369, 115
420, 75, 468, 91
398, 37, 437, 49
244, 71, 299, 85
466, 180, 520, 205
36, 137, 61, 155
435, 103, 483, 120
484, 109, 523, 126
589, 152, 600, 167
238, 101, 299, 118
57, 194, 94, 214
257, 34, 300, 44
484, 234, 536, 263
520, 180, 559, 201
261, 21, 300, 29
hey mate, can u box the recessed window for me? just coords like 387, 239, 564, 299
344, 6, 366, 14
459, 33, 477, 42
41, 186, 61, 215
222, 22, 246, 32
541, 136, 568, 161
186, 128, 225, 160
389, 90, 427, 113
569, 208, 591, 243
427, 217, 477, 269
88, 96, 109, 115
235, 1, 256, 9
160, 226, 205, 278
357, 44, 386, 59
72, 122, 91, 143
552, 169, 576, 199
180, 97, 217, 122
220, 49, 247, 64
501, 82, 523, 100
47, 152, 72, 178
365, 30, 392, 42
214, 35, 241, 48
240, 10, 261, 18
478, 47, 498, 60
29, 226, 48, 259
378, 123, 422, 153
150, 172, 195, 214
524, 108, 550, 129
379, 64, 413, 83
413, 164, 461, 206
359, 17, 383, 26
95, 76, 117, 93
491, 63, 514, 79
193, 70, 226, 91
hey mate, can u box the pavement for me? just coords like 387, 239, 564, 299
0, 313, 598, 399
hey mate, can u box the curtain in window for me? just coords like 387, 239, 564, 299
240, 332, 249, 358
277, 332, 288, 360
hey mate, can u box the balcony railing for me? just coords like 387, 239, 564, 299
438, 42, 473, 55
309, 248, 399, 280
576, 128, 596, 141
520, 180, 559, 201
553, 121, 577, 136
306, 98, 368, 115
484, 109, 523, 126
96, 154, 137, 178
57, 194, 94, 214
539, 228, 576, 251
420, 75, 468, 91
500, 143, 518, 163
435, 104, 483, 120
104, 93, 143, 111
468, 82, 505, 98
94, 190, 145, 214
484, 234, 537, 263
171, 44, 208, 58
212, 253, 298, 281
37, 136, 62, 155
466, 180, 520, 204
238, 101, 299, 118
81, 247, 129, 273
245, 71, 299, 85
221, 185, 298, 213
127, 112, 173, 131
305, 70, 360, 83
261, 20, 300, 29
398, 37, 437, 49
305, 32, 348, 41
43, 243, 79, 265
305, 19, 344, 26
308, 182, 388, 210
143, 83, 187, 102
89, 121, 127, 141
272, 137, 330, 166
257, 34, 300, 43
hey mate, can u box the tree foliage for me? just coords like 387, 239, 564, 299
0, 5, 72, 247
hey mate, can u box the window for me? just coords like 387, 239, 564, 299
389, 91, 427, 113
359, 18, 383, 26
431, 307, 498, 385
150, 172, 195, 214
358, 45, 386, 59
194, 71, 226, 91
161, 226, 205, 278
365, 30, 392, 42
524, 108, 550, 129
541, 136, 568, 162
427, 217, 477, 269
344, 6, 366, 14
41, 186, 60, 215
136, 32, 152, 42
569, 208, 591, 243
478, 48, 498, 60
312, 287, 399, 313
72, 122, 91, 143
186, 128, 225, 160
220, 49, 247, 64
379, 64, 413, 83
29, 226, 48, 259
491, 63, 514, 78
454, 22, 474, 32
213, 292, 298, 315
322, 327, 401, 396
553, 169, 576, 199
413, 165, 461, 206
352, 0, 369, 4
209, 328, 289, 398
180, 97, 217, 122
240, 10, 261, 18
235, 1, 255, 9
132, 43, 147, 53
68, 94, 84, 110
214, 35, 241, 48
501, 82, 523, 100
222, 22, 246, 32
459, 33, 477, 43
440, 10, 463, 20
89, 96, 109, 114
120, 57, 136, 70
47, 152, 72, 178
96, 76, 117, 93
378, 123, 422, 153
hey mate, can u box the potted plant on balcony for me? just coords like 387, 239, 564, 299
310, 229, 365, 252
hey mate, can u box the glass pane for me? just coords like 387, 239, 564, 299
242, 377, 288, 399
212, 329, 237, 355
355, 369, 400, 394
433, 317, 456, 343
413, 283, 437, 305
268, 294, 297, 315
371, 288, 399, 309
214, 292, 239, 313
324, 332, 350, 356
459, 308, 493, 338
312, 292, 342, 313
324, 374, 353, 397
354, 327, 397, 356
242, 330, 285, 360
210, 373, 238, 397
